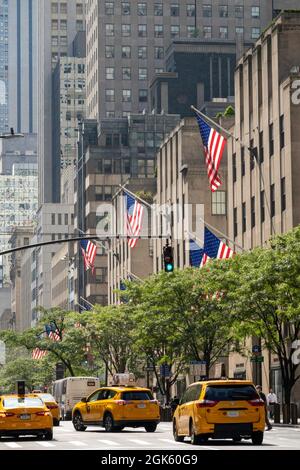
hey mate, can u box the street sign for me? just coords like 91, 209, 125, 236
160, 364, 171, 378
252, 345, 261, 353
190, 362, 206, 376
250, 356, 264, 363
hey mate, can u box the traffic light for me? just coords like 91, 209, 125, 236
163, 245, 174, 272
16, 380, 26, 396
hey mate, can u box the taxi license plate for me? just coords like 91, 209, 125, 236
227, 411, 239, 417
20, 414, 31, 420
137, 404, 146, 409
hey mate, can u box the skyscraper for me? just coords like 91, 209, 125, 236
37, 0, 86, 204
0, 0, 8, 134
8, 0, 38, 134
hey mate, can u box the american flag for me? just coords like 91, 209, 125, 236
203, 227, 234, 260
196, 114, 226, 192
189, 239, 210, 268
49, 330, 61, 342
32, 348, 48, 360
80, 239, 97, 272
125, 192, 144, 249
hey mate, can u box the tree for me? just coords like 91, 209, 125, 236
228, 227, 300, 404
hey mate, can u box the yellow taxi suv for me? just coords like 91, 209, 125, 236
72, 386, 160, 433
0, 395, 53, 440
173, 380, 265, 445
34, 393, 60, 426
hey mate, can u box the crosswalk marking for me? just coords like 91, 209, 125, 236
97, 439, 120, 446
68, 440, 88, 447
128, 438, 152, 446
4, 442, 22, 449
36, 442, 56, 448
159, 438, 180, 444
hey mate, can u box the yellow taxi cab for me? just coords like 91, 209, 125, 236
0, 394, 53, 440
173, 379, 265, 445
72, 386, 160, 433
33, 393, 60, 426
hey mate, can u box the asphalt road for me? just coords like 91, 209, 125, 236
0, 422, 299, 450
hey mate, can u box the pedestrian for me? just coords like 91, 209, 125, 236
170, 396, 179, 416
267, 388, 278, 420
256, 385, 272, 430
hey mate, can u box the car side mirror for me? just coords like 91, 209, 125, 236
81, 397, 87, 403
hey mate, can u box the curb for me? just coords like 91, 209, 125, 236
272, 424, 300, 428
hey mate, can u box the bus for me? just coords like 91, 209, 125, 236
52, 377, 100, 420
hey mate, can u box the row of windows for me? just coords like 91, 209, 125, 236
51, 2, 84, 15
106, 67, 151, 80
105, 88, 149, 102
104, 2, 261, 19
51, 213, 72, 226
105, 23, 260, 39
233, 179, 286, 237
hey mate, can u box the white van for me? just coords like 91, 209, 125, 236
52, 377, 100, 420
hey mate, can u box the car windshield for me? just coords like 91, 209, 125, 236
3, 397, 44, 408
38, 394, 56, 402
121, 391, 153, 401
205, 385, 259, 401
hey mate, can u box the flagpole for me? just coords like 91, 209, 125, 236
198, 217, 244, 252
117, 184, 153, 209
191, 105, 234, 139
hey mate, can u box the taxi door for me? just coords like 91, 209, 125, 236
83, 390, 102, 422
87, 389, 116, 422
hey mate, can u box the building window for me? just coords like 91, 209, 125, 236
187, 4, 195, 16
219, 5, 228, 17
171, 25, 180, 38
155, 47, 164, 59
250, 139, 255, 171
281, 177, 286, 212
242, 202, 246, 233
138, 46, 147, 59
105, 67, 114, 80
122, 46, 131, 58
138, 24, 147, 37
212, 191, 226, 215
138, 68, 147, 80
252, 27, 260, 39
60, 20, 67, 30
269, 123, 274, 156
60, 36, 67, 46
235, 5, 244, 17
259, 131, 264, 163
154, 3, 163, 16
51, 214, 55, 225
139, 89, 148, 102
251, 196, 255, 228
270, 184, 275, 218
76, 3, 84, 15
105, 45, 115, 58
106, 111, 115, 118
60, 3, 67, 14
105, 89, 115, 102
51, 35, 58, 46
58, 213, 62, 225
236, 27, 244, 35
232, 153, 236, 183
121, 2, 130, 15
260, 190, 265, 223
251, 6, 260, 18
280, 115, 285, 149
203, 4, 212, 17
219, 26, 228, 39
203, 26, 212, 38
123, 159, 131, 173
104, 160, 112, 174
51, 3, 58, 14
137, 3, 147, 15
105, 24, 114, 36
154, 25, 163, 38
51, 20, 58, 30
95, 268, 107, 284
187, 26, 196, 37
76, 20, 84, 31
170, 4, 179, 16
122, 24, 131, 37
122, 67, 131, 80
234, 208, 238, 238
105, 2, 114, 15
122, 89, 131, 102
241, 147, 245, 176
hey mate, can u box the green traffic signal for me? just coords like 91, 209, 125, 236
166, 263, 174, 272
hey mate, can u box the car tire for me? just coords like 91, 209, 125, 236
190, 422, 201, 445
103, 413, 114, 432
72, 412, 87, 432
173, 420, 184, 442
145, 423, 157, 433
252, 431, 264, 445
44, 430, 53, 441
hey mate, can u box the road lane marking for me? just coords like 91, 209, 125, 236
197, 445, 219, 451
97, 439, 120, 446
4, 443, 22, 449
69, 440, 88, 447
159, 438, 179, 444
36, 442, 56, 448
128, 439, 152, 446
